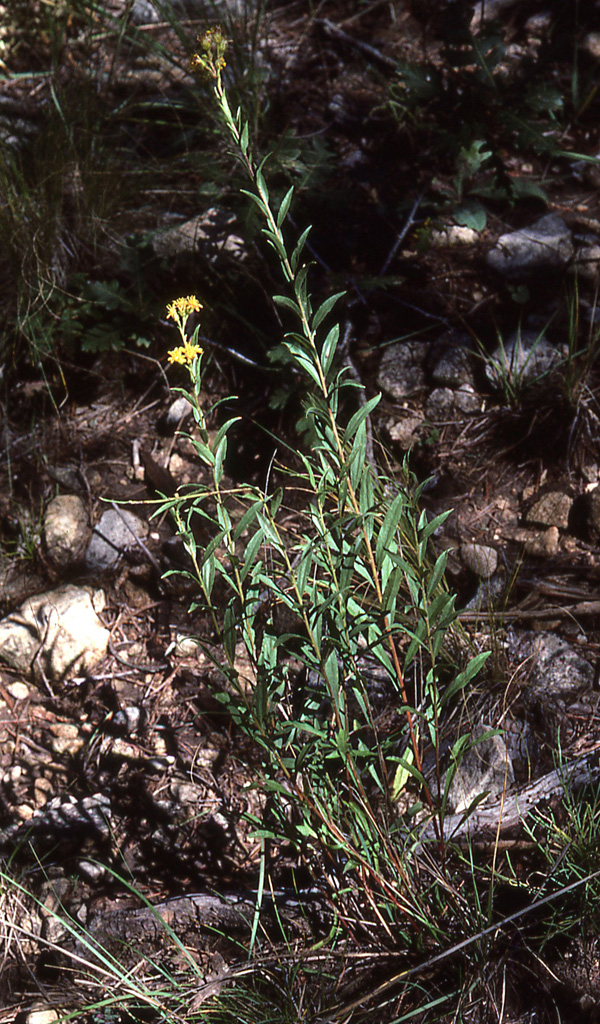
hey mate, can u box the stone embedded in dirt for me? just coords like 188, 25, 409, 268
162, 394, 193, 433
86, 508, 148, 571
425, 387, 454, 421
152, 208, 246, 263
487, 214, 573, 278
0, 584, 109, 683
43, 494, 89, 568
426, 383, 481, 419
485, 329, 566, 389
509, 631, 595, 698
571, 242, 600, 283
464, 574, 505, 612
387, 413, 424, 449
6, 681, 30, 701
377, 341, 429, 398
430, 225, 478, 247
525, 525, 560, 557
446, 726, 514, 814
454, 384, 483, 414
526, 491, 572, 529
77, 860, 106, 883
130, 0, 160, 23
430, 333, 476, 389
0, 562, 47, 611
22, 1010, 60, 1024
583, 487, 600, 542
50, 722, 84, 758
471, 0, 519, 27
461, 543, 498, 578
583, 32, 600, 59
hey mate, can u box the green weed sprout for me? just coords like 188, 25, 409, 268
156, 30, 490, 942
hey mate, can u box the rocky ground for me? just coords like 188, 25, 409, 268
3, 1, 600, 1021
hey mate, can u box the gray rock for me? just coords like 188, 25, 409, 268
387, 413, 424, 449
454, 384, 482, 414
0, 585, 109, 683
86, 509, 148, 571
526, 491, 572, 529
77, 860, 106, 883
162, 395, 193, 432
447, 726, 514, 814
584, 488, 600, 542
431, 334, 476, 388
377, 341, 429, 399
44, 495, 89, 568
485, 329, 566, 389
572, 242, 600, 283
461, 543, 498, 578
425, 388, 454, 421
464, 574, 505, 612
153, 208, 246, 263
129, 0, 160, 22
509, 631, 595, 699
487, 214, 573, 278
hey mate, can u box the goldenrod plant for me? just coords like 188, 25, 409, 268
155, 30, 491, 950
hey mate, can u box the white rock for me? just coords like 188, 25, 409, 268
0, 585, 109, 683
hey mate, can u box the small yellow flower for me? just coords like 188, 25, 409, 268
183, 340, 203, 362
166, 295, 202, 320
167, 342, 203, 366
167, 346, 187, 365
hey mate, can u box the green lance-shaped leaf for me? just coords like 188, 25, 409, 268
426, 549, 449, 598
441, 651, 491, 707
321, 323, 340, 376
277, 185, 294, 229
274, 294, 302, 318
240, 188, 268, 218
312, 291, 346, 332
375, 489, 407, 565
290, 226, 311, 274
256, 158, 270, 205
223, 604, 238, 664
233, 498, 265, 541
344, 393, 381, 444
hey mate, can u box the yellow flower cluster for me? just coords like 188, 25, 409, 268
166, 295, 202, 320
190, 28, 227, 79
166, 296, 203, 365
168, 340, 204, 365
